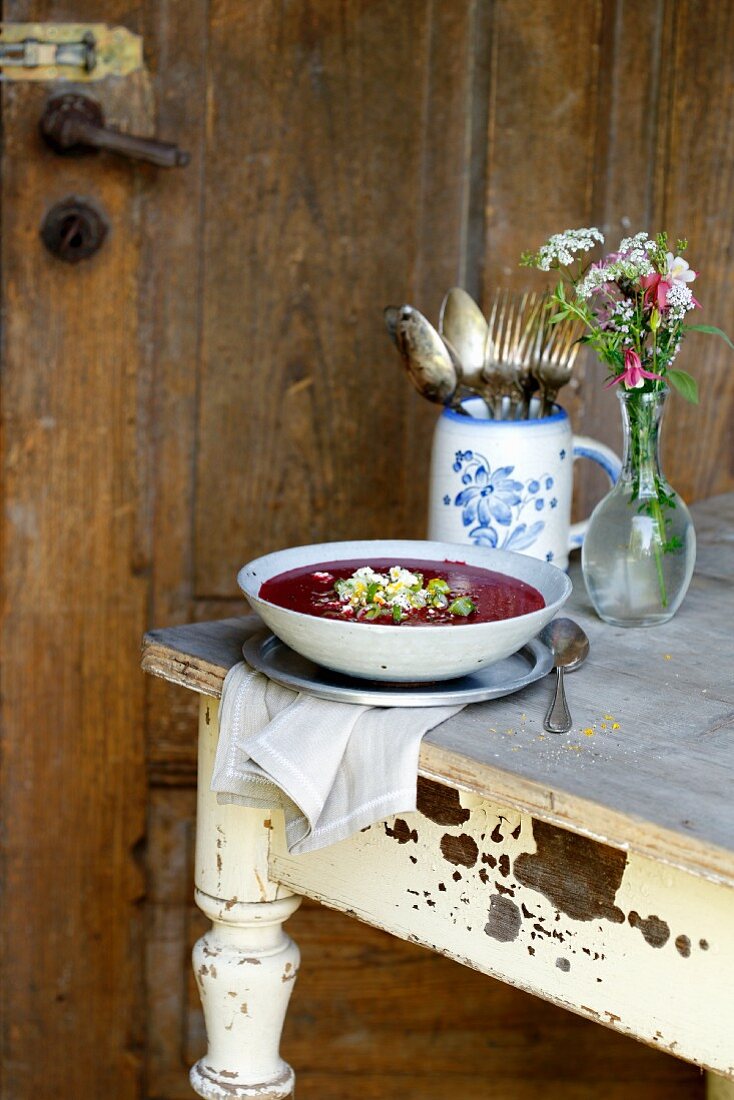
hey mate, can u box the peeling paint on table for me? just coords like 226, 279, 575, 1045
271, 770, 734, 1077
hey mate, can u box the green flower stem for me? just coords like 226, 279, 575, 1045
649, 492, 669, 608
628, 390, 669, 609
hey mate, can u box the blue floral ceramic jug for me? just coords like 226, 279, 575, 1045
428, 398, 620, 570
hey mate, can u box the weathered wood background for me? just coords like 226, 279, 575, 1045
2, 1, 731, 1097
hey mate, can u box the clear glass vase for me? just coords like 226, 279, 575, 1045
581, 386, 696, 627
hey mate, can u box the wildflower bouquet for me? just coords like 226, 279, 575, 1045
520, 228, 732, 624
520, 227, 731, 400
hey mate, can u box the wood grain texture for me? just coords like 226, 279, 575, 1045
0, 3, 151, 1095
655, 0, 734, 503
193, 0, 479, 597
484, 0, 602, 289
481, 0, 602, 520
401, 0, 492, 535
139, 0, 211, 797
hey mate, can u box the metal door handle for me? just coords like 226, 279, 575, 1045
40, 92, 190, 169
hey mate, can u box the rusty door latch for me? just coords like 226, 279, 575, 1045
0, 23, 142, 81
0, 31, 96, 72
40, 93, 190, 169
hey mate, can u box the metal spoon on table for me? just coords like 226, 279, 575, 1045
538, 618, 590, 734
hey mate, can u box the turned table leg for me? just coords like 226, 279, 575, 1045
189, 695, 302, 1100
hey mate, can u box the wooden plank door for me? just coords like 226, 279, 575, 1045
0, 4, 160, 1096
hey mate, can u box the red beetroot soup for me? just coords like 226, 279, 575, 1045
259, 558, 544, 626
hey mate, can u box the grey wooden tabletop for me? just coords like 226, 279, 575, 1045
142, 493, 734, 888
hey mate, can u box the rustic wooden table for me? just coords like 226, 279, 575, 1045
142, 494, 734, 1100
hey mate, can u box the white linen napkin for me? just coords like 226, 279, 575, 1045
211, 660, 464, 854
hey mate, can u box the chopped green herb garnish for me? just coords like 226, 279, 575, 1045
448, 596, 476, 617
427, 577, 450, 595
327, 565, 477, 623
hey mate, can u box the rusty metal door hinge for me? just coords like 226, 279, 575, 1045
0, 23, 142, 81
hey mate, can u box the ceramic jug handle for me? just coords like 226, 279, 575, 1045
568, 436, 622, 551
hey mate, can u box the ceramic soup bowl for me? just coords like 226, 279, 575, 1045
238, 539, 571, 682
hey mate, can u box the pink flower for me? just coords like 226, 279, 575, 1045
590, 283, 623, 329
640, 273, 672, 311
605, 348, 664, 390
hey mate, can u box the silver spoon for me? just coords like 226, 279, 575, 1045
386, 304, 459, 406
538, 618, 590, 734
438, 286, 488, 389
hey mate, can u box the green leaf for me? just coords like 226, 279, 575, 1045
391, 605, 404, 624
448, 596, 476, 617
548, 311, 569, 324
685, 323, 734, 350
667, 369, 699, 404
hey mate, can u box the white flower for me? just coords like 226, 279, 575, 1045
666, 282, 696, 322
534, 227, 604, 271
576, 248, 655, 299
624, 250, 655, 275
618, 232, 656, 256
613, 300, 635, 321
602, 299, 635, 333
666, 252, 696, 285
577, 265, 612, 299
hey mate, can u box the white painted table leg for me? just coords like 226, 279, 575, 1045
707, 1074, 734, 1099
190, 891, 301, 1099
190, 696, 301, 1100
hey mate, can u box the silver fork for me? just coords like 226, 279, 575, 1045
533, 310, 585, 417
481, 290, 546, 418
